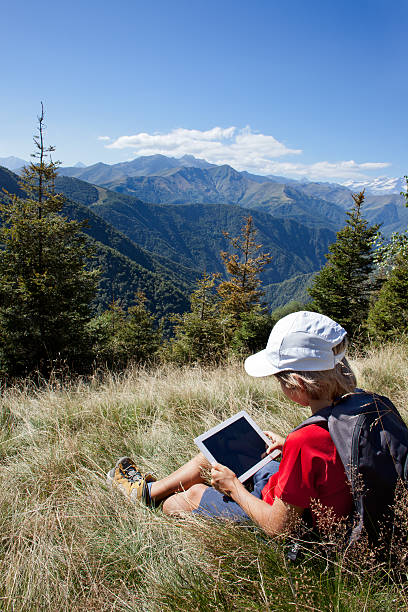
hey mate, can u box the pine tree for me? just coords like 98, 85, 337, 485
217, 216, 272, 324
363, 175, 408, 341
90, 293, 162, 368
229, 306, 273, 356
401, 175, 408, 206
308, 192, 379, 339
366, 252, 408, 341
168, 272, 229, 363
0, 105, 99, 376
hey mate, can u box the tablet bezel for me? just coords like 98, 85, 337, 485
194, 410, 280, 482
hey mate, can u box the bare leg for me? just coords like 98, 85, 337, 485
150, 452, 210, 502
162, 483, 210, 515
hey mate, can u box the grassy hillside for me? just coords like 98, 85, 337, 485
1, 345, 407, 610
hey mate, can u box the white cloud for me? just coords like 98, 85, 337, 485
106, 126, 301, 161
103, 126, 390, 181
265, 159, 391, 182
97, 136, 111, 141
107, 126, 236, 153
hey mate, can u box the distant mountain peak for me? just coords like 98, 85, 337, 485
179, 154, 215, 169
58, 153, 405, 202
341, 176, 405, 195
0, 156, 28, 171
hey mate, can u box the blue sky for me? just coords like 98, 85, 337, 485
1, 0, 407, 182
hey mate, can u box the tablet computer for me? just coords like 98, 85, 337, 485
194, 410, 280, 483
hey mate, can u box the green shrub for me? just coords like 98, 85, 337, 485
89, 294, 162, 369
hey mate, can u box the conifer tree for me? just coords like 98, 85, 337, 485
217, 216, 272, 324
308, 192, 379, 338
402, 175, 408, 206
372, 177, 408, 270
90, 293, 162, 368
366, 251, 408, 341
168, 272, 228, 363
0, 105, 99, 376
229, 306, 273, 355
364, 175, 408, 341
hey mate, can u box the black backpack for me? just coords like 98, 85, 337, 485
293, 390, 408, 543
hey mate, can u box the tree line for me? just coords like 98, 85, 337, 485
0, 110, 407, 379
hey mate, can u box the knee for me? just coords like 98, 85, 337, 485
194, 452, 210, 468
186, 483, 208, 506
162, 483, 208, 515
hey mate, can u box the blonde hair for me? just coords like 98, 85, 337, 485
274, 337, 356, 401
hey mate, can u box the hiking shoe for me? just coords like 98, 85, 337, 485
107, 456, 156, 506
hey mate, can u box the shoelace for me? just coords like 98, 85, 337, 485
120, 464, 142, 482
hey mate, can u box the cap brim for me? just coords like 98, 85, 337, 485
244, 349, 280, 378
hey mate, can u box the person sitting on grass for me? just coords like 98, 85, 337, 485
107, 311, 357, 537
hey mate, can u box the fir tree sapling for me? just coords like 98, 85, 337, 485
217, 216, 273, 354
168, 217, 273, 363
90, 293, 162, 369
217, 216, 272, 322
168, 272, 229, 364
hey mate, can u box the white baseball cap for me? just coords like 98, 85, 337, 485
244, 311, 347, 377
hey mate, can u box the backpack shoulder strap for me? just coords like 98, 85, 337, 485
291, 406, 332, 432
291, 391, 389, 482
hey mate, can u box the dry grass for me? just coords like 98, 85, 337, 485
0, 346, 408, 610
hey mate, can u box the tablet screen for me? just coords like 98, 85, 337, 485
201, 416, 269, 479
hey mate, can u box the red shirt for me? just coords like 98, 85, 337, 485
261, 425, 353, 521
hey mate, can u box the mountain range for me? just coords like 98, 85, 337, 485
2, 153, 404, 198
58, 156, 408, 236
52, 174, 336, 304
0, 165, 337, 314
342, 176, 406, 195
1, 153, 407, 318
0, 166, 194, 319
0, 156, 29, 171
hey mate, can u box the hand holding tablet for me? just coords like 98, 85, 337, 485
194, 410, 282, 483
263, 430, 285, 456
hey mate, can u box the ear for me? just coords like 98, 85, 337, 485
291, 373, 306, 390
290, 375, 310, 407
